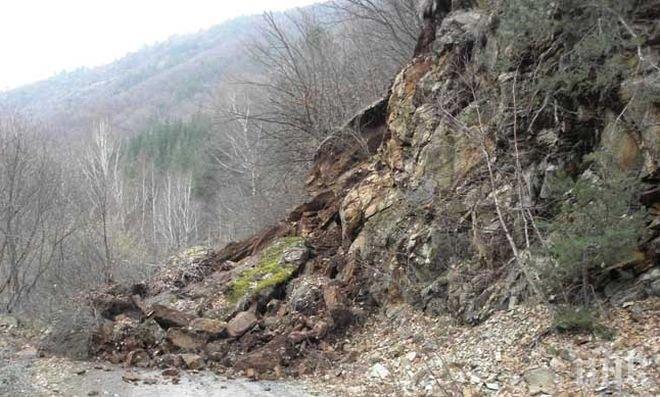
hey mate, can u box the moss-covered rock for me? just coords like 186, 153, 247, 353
227, 237, 307, 304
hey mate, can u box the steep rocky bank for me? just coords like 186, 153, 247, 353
55, 1, 660, 395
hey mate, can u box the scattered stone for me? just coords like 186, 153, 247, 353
486, 382, 500, 391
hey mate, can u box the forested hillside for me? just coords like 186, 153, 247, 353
0, 16, 257, 136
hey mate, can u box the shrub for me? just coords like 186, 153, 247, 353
540, 152, 646, 303
553, 305, 614, 339
497, 0, 642, 103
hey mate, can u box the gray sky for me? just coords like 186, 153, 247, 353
0, 0, 322, 90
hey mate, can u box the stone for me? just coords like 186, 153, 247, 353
323, 284, 343, 310
166, 328, 205, 351
136, 319, 166, 346
122, 371, 141, 383
289, 277, 323, 315
435, 10, 489, 48
0, 315, 18, 329
189, 318, 226, 337
151, 305, 196, 328
282, 246, 309, 266
288, 330, 309, 344
311, 320, 330, 339
524, 367, 555, 395
126, 349, 151, 367
485, 382, 500, 391
161, 368, 180, 377
227, 311, 258, 338
650, 279, 660, 297
181, 353, 205, 370
369, 363, 391, 379
156, 353, 185, 369
235, 350, 281, 373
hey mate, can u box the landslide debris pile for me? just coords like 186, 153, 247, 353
83, 0, 660, 379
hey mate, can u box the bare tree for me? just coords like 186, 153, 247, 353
153, 172, 199, 252
245, 10, 394, 162
327, 0, 422, 63
0, 115, 75, 312
80, 120, 123, 283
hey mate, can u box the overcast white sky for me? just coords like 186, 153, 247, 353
0, 0, 322, 90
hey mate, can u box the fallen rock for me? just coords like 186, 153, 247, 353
289, 277, 323, 315
189, 318, 226, 337
136, 319, 166, 346
151, 305, 195, 328
122, 371, 141, 383
235, 350, 282, 373
166, 328, 205, 351
126, 349, 151, 367
227, 311, 258, 338
524, 367, 555, 395
161, 367, 180, 377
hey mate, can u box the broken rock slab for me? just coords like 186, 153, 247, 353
166, 328, 206, 351
189, 318, 226, 337
181, 353, 205, 370
151, 304, 196, 328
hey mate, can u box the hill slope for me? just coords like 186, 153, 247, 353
0, 15, 262, 135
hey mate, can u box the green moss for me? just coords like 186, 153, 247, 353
228, 237, 306, 303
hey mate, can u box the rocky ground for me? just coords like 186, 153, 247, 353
0, 316, 321, 397
307, 299, 659, 396
3, 299, 658, 396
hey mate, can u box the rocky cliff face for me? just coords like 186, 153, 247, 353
81, 0, 660, 378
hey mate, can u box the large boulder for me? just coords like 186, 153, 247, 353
226, 237, 309, 307
226, 311, 258, 338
